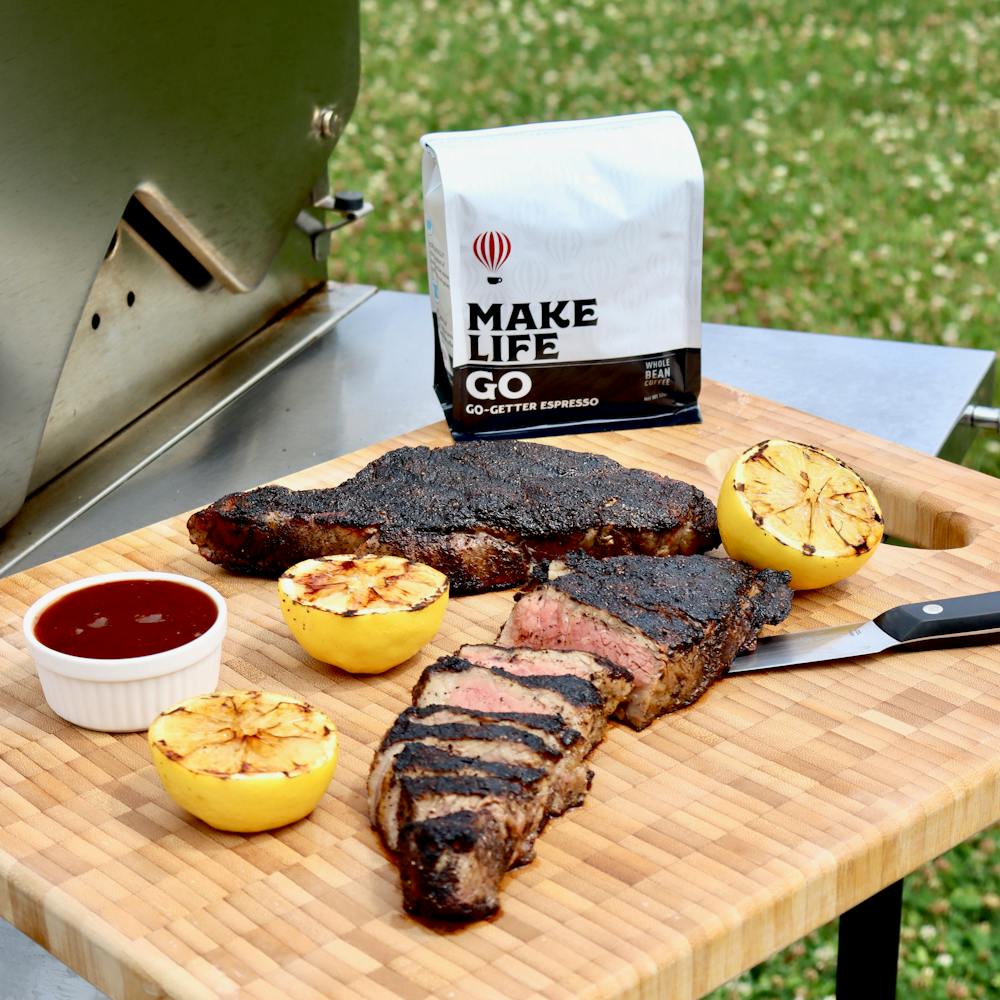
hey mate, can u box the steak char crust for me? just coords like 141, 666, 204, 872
368, 706, 590, 851
398, 810, 509, 921
500, 553, 793, 729
187, 441, 720, 592
368, 647, 621, 921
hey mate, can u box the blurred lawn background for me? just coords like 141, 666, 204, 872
329, 1, 999, 996
329, 0, 999, 472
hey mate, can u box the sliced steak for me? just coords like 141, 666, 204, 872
369, 716, 563, 812
367, 710, 590, 848
391, 743, 547, 788
392, 704, 591, 816
397, 773, 548, 866
459, 644, 633, 715
398, 810, 508, 920
371, 737, 557, 854
187, 440, 720, 591
412, 655, 607, 749
499, 553, 793, 729
372, 743, 548, 853
400, 703, 586, 755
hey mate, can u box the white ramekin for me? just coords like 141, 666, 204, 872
22, 571, 227, 733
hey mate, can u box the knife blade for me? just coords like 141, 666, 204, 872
730, 591, 1000, 674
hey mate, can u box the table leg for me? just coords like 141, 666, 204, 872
836, 878, 904, 998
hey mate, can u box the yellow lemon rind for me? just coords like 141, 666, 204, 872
718, 439, 883, 591
278, 555, 450, 673
147, 690, 338, 833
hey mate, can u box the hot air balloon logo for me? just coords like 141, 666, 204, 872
472, 231, 512, 284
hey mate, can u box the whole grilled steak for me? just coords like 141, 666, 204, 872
187, 441, 719, 592
499, 553, 793, 729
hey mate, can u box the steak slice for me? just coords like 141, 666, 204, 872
369, 716, 563, 806
412, 655, 607, 749
187, 440, 720, 592
372, 743, 548, 853
367, 711, 590, 849
397, 772, 548, 867
499, 553, 793, 729
398, 810, 508, 920
459, 644, 633, 715
393, 705, 591, 816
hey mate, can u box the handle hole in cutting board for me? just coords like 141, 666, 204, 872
705, 447, 979, 551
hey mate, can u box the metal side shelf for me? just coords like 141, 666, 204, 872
2, 288, 994, 577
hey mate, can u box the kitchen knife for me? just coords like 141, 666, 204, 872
730, 592, 1000, 674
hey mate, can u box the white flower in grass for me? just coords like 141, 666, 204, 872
920, 924, 938, 940
936, 953, 953, 967
814, 943, 836, 963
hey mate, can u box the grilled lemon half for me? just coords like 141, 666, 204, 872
717, 439, 883, 590
148, 690, 338, 833
278, 554, 449, 673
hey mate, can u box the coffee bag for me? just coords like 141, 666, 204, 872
422, 111, 703, 438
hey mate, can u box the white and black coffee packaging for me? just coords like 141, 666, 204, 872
421, 111, 704, 438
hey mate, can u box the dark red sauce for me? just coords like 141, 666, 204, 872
34, 580, 217, 659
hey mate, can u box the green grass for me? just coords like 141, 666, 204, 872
710, 833, 1000, 999
331, 0, 998, 346
329, 1, 999, 994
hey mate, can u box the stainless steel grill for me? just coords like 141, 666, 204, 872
0, 0, 365, 536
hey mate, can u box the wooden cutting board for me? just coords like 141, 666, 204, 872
2, 380, 999, 1000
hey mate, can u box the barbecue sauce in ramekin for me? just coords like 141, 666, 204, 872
34, 579, 218, 659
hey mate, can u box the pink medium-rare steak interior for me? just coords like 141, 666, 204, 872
499, 589, 663, 689
501, 553, 793, 729
459, 644, 633, 716
436, 678, 541, 716
411, 657, 607, 748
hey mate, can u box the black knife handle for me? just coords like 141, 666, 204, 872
874, 592, 1000, 644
